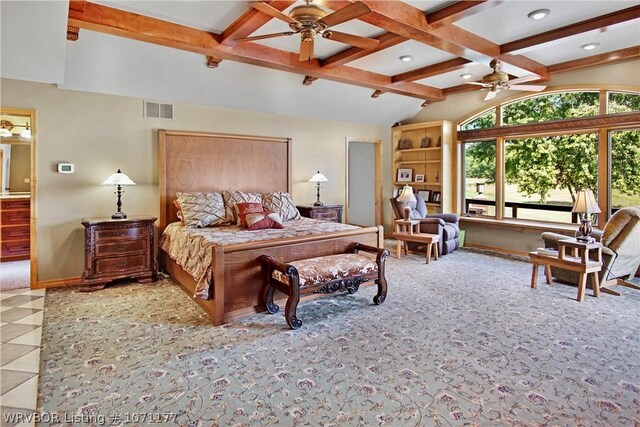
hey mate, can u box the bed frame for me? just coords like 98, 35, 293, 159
158, 130, 383, 325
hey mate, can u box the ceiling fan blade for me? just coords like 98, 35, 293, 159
324, 30, 379, 49
464, 81, 489, 86
509, 74, 540, 85
320, 1, 371, 28
299, 38, 314, 62
235, 31, 295, 42
249, 2, 299, 24
484, 90, 498, 101
509, 84, 546, 92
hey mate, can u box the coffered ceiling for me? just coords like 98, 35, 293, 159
1, 1, 639, 125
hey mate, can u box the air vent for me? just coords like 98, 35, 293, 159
144, 100, 174, 119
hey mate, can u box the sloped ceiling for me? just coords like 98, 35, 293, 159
1, 1, 639, 126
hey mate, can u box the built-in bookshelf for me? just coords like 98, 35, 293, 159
392, 120, 453, 214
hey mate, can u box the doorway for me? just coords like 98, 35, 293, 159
0, 107, 36, 290
345, 138, 382, 226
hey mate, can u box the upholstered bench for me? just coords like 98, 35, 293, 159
259, 243, 389, 329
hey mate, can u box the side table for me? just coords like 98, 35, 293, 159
529, 238, 603, 302
296, 204, 343, 223
392, 219, 440, 264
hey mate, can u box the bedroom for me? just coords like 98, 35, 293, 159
1, 0, 639, 424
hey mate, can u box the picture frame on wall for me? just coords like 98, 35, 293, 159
432, 191, 441, 203
418, 190, 430, 202
415, 174, 425, 183
397, 168, 413, 182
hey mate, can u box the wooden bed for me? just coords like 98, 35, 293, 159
158, 129, 384, 326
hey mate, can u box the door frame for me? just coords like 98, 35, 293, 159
344, 137, 382, 226
0, 107, 37, 287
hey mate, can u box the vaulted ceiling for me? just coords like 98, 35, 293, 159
1, 1, 639, 125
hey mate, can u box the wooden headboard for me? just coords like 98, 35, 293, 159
158, 130, 292, 232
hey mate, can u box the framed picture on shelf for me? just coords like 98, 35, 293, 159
418, 190, 430, 202
432, 191, 441, 203
397, 168, 413, 182
415, 174, 425, 183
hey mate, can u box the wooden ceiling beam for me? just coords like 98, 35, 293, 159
68, 2, 445, 101
321, 32, 407, 69
443, 84, 479, 96
322, 0, 548, 78
502, 6, 640, 54
220, 1, 295, 46
392, 57, 471, 83
68, 2, 220, 56
548, 46, 640, 74
427, 1, 501, 28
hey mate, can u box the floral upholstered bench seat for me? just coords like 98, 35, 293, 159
259, 243, 389, 329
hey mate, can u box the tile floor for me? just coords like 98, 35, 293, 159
0, 287, 45, 427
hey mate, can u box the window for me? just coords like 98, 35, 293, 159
463, 141, 496, 217
610, 128, 640, 212
502, 91, 599, 125
504, 133, 598, 223
458, 88, 639, 224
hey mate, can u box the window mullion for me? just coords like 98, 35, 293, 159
496, 137, 505, 220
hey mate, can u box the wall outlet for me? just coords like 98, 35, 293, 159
24, 178, 30, 183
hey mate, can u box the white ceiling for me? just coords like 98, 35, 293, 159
1, 1, 638, 126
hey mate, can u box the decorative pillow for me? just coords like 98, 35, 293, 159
236, 202, 284, 230
175, 192, 228, 228
173, 199, 184, 224
224, 191, 263, 225
262, 191, 301, 221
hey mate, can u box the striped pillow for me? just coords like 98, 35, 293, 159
175, 192, 228, 228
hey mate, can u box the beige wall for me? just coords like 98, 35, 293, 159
0, 78, 391, 282
409, 59, 640, 253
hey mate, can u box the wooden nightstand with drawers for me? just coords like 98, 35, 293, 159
296, 204, 343, 223
81, 216, 157, 291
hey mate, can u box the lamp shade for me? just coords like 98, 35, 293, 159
397, 185, 416, 203
308, 171, 329, 183
571, 189, 601, 214
0, 128, 11, 137
102, 169, 137, 186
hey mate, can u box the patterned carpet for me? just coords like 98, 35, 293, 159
38, 249, 640, 426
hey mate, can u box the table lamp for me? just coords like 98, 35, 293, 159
102, 169, 137, 219
572, 189, 601, 242
308, 171, 329, 206
397, 185, 416, 220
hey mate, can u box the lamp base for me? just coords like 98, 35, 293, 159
313, 201, 324, 207
111, 212, 127, 220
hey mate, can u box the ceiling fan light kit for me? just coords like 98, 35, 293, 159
238, 1, 379, 62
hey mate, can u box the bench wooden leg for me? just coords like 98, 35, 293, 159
285, 276, 302, 330
263, 281, 279, 314
531, 263, 539, 289
544, 265, 552, 285
425, 243, 432, 264
373, 256, 388, 305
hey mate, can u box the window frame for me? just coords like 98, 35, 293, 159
456, 88, 640, 225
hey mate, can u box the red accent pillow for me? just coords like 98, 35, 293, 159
236, 202, 284, 230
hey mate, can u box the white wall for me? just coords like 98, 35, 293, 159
0, 78, 391, 282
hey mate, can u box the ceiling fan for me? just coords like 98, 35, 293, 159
465, 59, 547, 101
235, 1, 380, 61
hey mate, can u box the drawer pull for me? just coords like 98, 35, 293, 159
117, 262, 128, 267
114, 232, 128, 237
115, 245, 125, 252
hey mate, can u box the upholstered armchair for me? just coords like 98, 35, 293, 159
389, 196, 460, 255
541, 206, 640, 294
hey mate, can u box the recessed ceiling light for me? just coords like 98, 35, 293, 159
527, 9, 550, 20
460, 73, 472, 80
581, 42, 600, 51
399, 55, 413, 62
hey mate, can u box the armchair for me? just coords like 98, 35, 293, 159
390, 196, 460, 255
541, 206, 640, 294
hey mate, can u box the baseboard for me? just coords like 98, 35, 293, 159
462, 242, 529, 257
35, 276, 82, 289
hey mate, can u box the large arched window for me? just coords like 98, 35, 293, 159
458, 89, 639, 225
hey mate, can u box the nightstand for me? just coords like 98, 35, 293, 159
80, 216, 157, 291
296, 204, 343, 223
